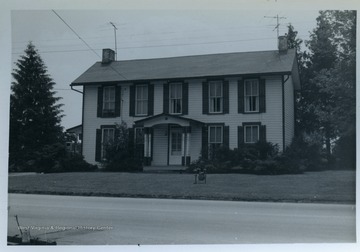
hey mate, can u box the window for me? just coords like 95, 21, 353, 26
103, 86, 115, 116
209, 125, 223, 144
169, 83, 182, 114
101, 128, 115, 160
244, 125, 259, 143
244, 79, 259, 112
209, 81, 223, 113
136, 85, 148, 116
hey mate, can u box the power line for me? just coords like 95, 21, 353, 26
51, 10, 127, 80
51, 10, 101, 59
12, 36, 275, 55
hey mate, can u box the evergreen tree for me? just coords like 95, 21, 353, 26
10, 42, 64, 171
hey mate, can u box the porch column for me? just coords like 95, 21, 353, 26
185, 126, 191, 166
181, 129, 186, 166
186, 127, 191, 165
143, 127, 151, 166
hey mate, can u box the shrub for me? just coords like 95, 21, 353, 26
102, 121, 143, 172
332, 131, 356, 170
282, 136, 324, 171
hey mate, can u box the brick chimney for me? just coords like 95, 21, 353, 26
102, 48, 115, 64
278, 36, 288, 53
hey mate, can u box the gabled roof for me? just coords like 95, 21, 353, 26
71, 49, 300, 89
66, 124, 82, 132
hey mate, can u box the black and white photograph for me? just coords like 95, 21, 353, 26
1, 0, 358, 251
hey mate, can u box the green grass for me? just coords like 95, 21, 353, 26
8, 170, 356, 203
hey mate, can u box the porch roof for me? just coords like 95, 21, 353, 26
134, 113, 204, 128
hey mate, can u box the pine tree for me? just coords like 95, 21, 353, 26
9, 42, 64, 171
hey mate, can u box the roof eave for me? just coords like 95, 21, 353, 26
70, 71, 293, 87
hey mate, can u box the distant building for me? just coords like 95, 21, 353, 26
66, 124, 82, 154
71, 36, 300, 167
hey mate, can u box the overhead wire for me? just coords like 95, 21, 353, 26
51, 9, 128, 80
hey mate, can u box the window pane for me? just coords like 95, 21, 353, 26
209, 83, 216, 97
245, 126, 252, 143
252, 126, 258, 142
216, 82, 222, 96
245, 82, 252, 96
215, 127, 222, 143
252, 81, 258, 95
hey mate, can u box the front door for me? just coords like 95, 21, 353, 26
169, 128, 183, 165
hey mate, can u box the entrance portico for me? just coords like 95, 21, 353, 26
134, 113, 203, 166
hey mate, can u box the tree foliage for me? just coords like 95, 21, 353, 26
295, 10, 356, 167
9, 42, 64, 171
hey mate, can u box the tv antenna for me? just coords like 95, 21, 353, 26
110, 22, 118, 60
264, 14, 287, 38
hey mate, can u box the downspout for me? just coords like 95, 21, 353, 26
282, 75, 290, 152
71, 85, 83, 94
70, 85, 84, 156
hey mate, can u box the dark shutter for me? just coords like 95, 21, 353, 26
97, 87, 103, 117
223, 81, 229, 114
95, 129, 102, 162
201, 126, 208, 159
115, 86, 121, 117
202, 82, 209, 114
128, 128, 135, 150
223, 126, 229, 148
148, 84, 154, 116
259, 79, 266, 113
238, 126, 244, 148
260, 125, 266, 143
182, 82, 188, 115
163, 83, 169, 114
238, 80, 244, 113
129, 85, 135, 116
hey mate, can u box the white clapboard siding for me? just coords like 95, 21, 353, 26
185, 76, 283, 150
82, 75, 294, 165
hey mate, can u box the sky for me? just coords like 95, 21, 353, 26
9, 4, 323, 130
1, 0, 360, 252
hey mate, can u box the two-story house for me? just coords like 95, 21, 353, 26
71, 36, 300, 167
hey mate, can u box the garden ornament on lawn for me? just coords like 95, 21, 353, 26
194, 167, 207, 184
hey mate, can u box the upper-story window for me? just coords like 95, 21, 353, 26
244, 79, 259, 112
169, 83, 182, 114
209, 81, 223, 113
103, 86, 116, 116
136, 85, 148, 116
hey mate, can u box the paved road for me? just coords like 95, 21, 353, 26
7, 193, 356, 245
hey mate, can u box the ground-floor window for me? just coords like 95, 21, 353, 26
102, 128, 115, 160
208, 125, 223, 158
244, 125, 259, 143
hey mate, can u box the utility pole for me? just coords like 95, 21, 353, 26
264, 14, 287, 38
110, 22, 118, 60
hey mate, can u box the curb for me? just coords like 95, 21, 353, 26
8, 190, 355, 205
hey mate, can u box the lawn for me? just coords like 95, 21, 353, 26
8, 170, 356, 203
